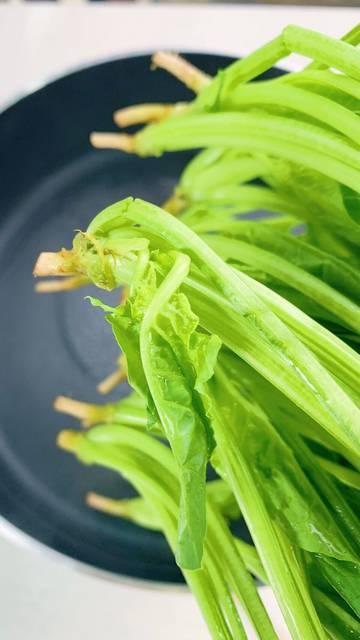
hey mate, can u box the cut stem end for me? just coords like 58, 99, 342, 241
35, 276, 88, 293
86, 492, 125, 516
152, 51, 211, 93
113, 103, 176, 127
33, 252, 72, 277
54, 396, 94, 426
57, 430, 81, 452
90, 132, 136, 153
97, 367, 127, 395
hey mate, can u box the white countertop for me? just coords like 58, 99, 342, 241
1, 4, 359, 110
0, 5, 358, 639
1, 519, 288, 640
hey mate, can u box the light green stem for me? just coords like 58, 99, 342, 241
207, 234, 360, 333
226, 82, 360, 146
135, 114, 360, 193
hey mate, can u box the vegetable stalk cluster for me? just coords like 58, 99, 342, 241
35, 23, 360, 640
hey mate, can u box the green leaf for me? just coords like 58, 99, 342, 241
86, 296, 116, 313
314, 589, 360, 640
140, 268, 221, 568
318, 556, 360, 617
341, 185, 360, 224
216, 356, 356, 562
97, 250, 221, 569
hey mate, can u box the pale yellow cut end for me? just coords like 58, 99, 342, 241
35, 276, 87, 293
113, 103, 175, 127
162, 193, 186, 216
57, 430, 81, 452
33, 252, 68, 277
97, 367, 127, 395
152, 51, 211, 93
118, 285, 129, 306
86, 492, 126, 517
54, 396, 90, 422
89, 132, 136, 153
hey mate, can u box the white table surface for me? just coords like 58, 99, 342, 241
0, 5, 358, 639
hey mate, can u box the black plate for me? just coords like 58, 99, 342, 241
0, 54, 282, 583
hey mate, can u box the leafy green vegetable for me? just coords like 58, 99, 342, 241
35, 23, 360, 640
90, 252, 221, 569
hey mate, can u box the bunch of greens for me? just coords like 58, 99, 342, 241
34, 23, 360, 640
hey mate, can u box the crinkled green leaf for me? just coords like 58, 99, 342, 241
143, 290, 221, 568
90, 250, 221, 569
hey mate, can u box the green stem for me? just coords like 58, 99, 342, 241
210, 392, 326, 639
182, 157, 267, 200
283, 25, 360, 80
187, 185, 307, 222
276, 423, 360, 554
135, 114, 360, 193
235, 539, 267, 584
236, 538, 360, 640
206, 234, 360, 333
226, 82, 360, 146
117, 199, 360, 456
306, 22, 360, 69
280, 70, 360, 101
239, 273, 360, 401
316, 456, 360, 491
204, 546, 248, 640
72, 429, 234, 640
313, 588, 360, 640
207, 502, 277, 639
140, 252, 190, 331
196, 25, 360, 106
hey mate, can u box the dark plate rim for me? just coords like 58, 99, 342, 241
0, 51, 284, 585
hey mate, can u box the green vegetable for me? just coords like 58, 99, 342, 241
38, 195, 360, 637
58, 425, 274, 639
35, 23, 360, 640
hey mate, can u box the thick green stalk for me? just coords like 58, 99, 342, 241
206, 234, 360, 333
283, 25, 360, 80
280, 70, 360, 101
71, 428, 235, 640
179, 148, 228, 187
238, 274, 360, 399
196, 25, 360, 106
225, 83, 360, 145
90, 402, 148, 428
275, 423, 360, 554
209, 373, 326, 640
203, 223, 360, 307
185, 185, 307, 222
181, 156, 267, 199
203, 547, 248, 640
236, 539, 360, 640
207, 502, 278, 639
314, 589, 360, 640
306, 21, 360, 70
134, 114, 360, 193
182, 205, 296, 233
186, 276, 360, 464
317, 457, 360, 491
235, 539, 268, 584
84, 197, 360, 460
